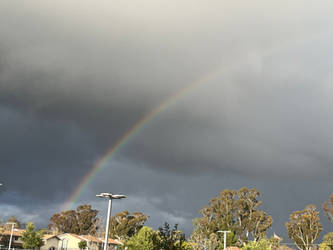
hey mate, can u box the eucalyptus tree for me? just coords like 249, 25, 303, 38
48, 204, 99, 235
109, 211, 148, 240
191, 187, 272, 247
286, 205, 322, 250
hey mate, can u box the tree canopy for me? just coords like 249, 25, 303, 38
126, 226, 160, 250
109, 210, 148, 240
242, 238, 271, 250
192, 187, 272, 247
126, 223, 190, 250
78, 240, 87, 249
7, 216, 21, 229
286, 205, 322, 250
48, 204, 99, 235
319, 232, 333, 250
21, 222, 44, 249
157, 222, 189, 250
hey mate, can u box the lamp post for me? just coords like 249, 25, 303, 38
6, 222, 16, 250
96, 193, 126, 250
217, 231, 231, 250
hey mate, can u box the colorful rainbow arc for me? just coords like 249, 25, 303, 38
63, 68, 223, 210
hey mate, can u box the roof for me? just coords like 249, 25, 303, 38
226, 247, 241, 250
0, 228, 24, 237
79, 235, 102, 243
57, 233, 121, 245
58, 233, 84, 241
79, 235, 121, 245
43, 234, 60, 240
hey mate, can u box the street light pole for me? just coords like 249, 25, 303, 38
6, 222, 16, 250
96, 193, 126, 250
217, 230, 231, 250
104, 198, 112, 250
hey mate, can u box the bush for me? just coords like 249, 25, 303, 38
78, 241, 87, 249
242, 239, 271, 250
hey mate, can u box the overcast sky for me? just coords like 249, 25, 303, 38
1, 0, 333, 240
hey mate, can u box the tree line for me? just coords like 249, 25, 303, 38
2, 187, 333, 250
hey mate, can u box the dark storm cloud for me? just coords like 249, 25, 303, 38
1, 0, 333, 238
0, 105, 96, 199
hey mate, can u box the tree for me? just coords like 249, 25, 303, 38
192, 187, 272, 247
319, 232, 333, 250
242, 238, 271, 250
190, 230, 237, 250
157, 222, 189, 250
126, 226, 160, 250
48, 204, 99, 235
285, 205, 322, 250
190, 232, 220, 250
109, 211, 148, 240
7, 216, 21, 229
268, 234, 283, 250
323, 194, 333, 225
21, 222, 44, 249
320, 242, 332, 250
221, 232, 238, 249
78, 240, 87, 249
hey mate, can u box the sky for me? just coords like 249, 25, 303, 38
1, 0, 333, 240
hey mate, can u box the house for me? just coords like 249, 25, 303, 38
79, 235, 121, 250
0, 229, 121, 250
57, 233, 121, 250
0, 228, 24, 249
41, 235, 62, 250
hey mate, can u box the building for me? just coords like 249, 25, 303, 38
57, 233, 121, 250
0, 228, 24, 249
79, 235, 121, 250
0, 229, 121, 250
41, 235, 61, 250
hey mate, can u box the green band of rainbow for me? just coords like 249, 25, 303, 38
63, 68, 222, 210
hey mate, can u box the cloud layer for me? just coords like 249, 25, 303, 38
1, 0, 333, 237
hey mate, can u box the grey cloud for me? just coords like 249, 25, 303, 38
1, 0, 333, 240
0, 106, 96, 199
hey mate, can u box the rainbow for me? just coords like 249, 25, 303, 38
63, 68, 223, 210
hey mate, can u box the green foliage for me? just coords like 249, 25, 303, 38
174, 240, 192, 250
242, 239, 271, 250
323, 232, 333, 245
220, 231, 238, 248
48, 204, 99, 235
192, 187, 272, 247
157, 222, 187, 250
205, 233, 219, 250
320, 232, 333, 250
126, 226, 160, 250
21, 222, 44, 249
320, 242, 332, 250
126, 223, 189, 250
190, 230, 238, 250
78, 240, 87, 249
109, 211, 148, 240
285, 205, 322, 250
268, 235, 282, 250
